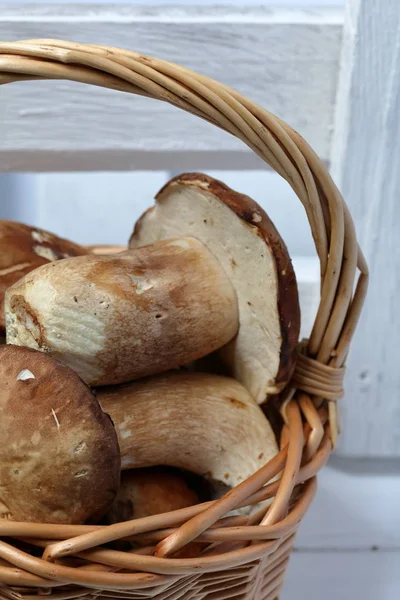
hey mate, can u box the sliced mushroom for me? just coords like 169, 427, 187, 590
130, 173, 300, 403
97, 371, 278, 490
0, 221, 88, 331
0, 345, 120, 524
107, 467, 199, 524
5, 238, 238, 386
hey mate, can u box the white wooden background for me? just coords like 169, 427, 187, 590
0, 3, 342, 170
330, 0, 400, 458
1, 1, 399, 598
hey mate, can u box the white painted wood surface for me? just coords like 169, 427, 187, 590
284, 457, 400, 599
34, 171, 169, 246
330, 0, 400, 457
295, 457, 400, 551
283, 552, 400, 600
0, 4, 342, 170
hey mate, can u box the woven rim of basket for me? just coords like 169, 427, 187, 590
0, 39, 368, 588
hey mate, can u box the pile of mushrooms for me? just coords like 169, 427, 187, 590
0, 173, 300, 526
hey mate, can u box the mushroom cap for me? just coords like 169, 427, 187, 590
130, 173, 300, 404
5, 238, 238, 386
97, 371, 278, 490
0, 221, 87, 330
107, 467, 199, 523
0, 345, 120, 523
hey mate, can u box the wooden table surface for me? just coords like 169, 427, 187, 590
282, 456, 400, 599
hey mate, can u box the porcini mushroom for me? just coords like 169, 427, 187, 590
97, 371, 278, 491
0, 221, 87, 331
107, 467, 199, 524
5, 238, 238, 386
0, 345, 120, 524
107, 467, 205, 557
130, 173, 300, 403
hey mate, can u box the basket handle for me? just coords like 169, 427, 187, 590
0, 38, 369, 564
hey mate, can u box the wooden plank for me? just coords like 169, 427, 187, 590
34, 171, 169, 245
0, 4, 342, 171
295, 457, 400, 551
283, 454, 400, 597
330, 0, 400, 457
283, 551, 400, 600
0, 174, 37, 222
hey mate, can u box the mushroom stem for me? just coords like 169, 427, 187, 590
97, 371, 278, 491
5, 238, 239, 387
0, 220, 88, 331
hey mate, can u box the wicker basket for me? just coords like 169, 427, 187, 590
0, 39, 368, 600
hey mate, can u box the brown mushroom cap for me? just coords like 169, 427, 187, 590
97, 371, 278, 490
5, 238, 238, 386
0, 345, 120, 524
106, 467, 204, 557
130, 173, 300, 403
0, 221, 88, 330
107, 467, 199, 524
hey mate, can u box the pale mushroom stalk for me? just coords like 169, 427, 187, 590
5, 237, 239, 387
0, 220, 88, 331
97, 371, 278, 492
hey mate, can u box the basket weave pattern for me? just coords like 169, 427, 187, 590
0, 40, 368, 600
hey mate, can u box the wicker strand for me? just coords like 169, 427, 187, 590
292, 353, 345, 402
